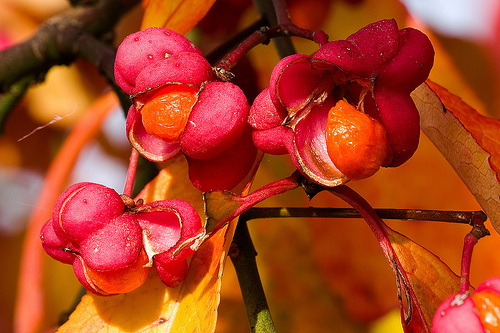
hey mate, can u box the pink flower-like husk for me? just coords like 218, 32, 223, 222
249, 19, 434, 185
432, 293, 486, 332
40, 218, 73, 264
270, 54, 324, 113
132, 52, 213, 99
56, 182, 125, 243
115, 27, 202, 95
476, 277, 500, 294
126, 105, 182, 162
187, 125, 258, 192
248, 87, 287, 130
41, 181, 206, 294
119, 33, 258, 191
153, 255, 188, 288
180, 81, 250, 159
79, 213, 142, 271
292, 99, 347, 186
312, 19, 400, 77
137, 199, 203, 261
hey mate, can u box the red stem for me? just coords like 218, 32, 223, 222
205, 171, 301, 234
270, 0, 329, 45
271, 0, 329, 45
459, 216, 490, 293
460, 233, 477, 293
215, 22, 328, 72
123, 148, 139, 197
329, 185, 430, 332
231, 171, 300, 218
216, 29, 269, 72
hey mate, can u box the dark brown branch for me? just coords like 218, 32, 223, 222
240, 207, 487, 225
230, 219, 277, 333
0, 74, 35, 133
0, 0, 140, 92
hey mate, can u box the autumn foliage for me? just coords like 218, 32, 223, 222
2, 0, 500, 333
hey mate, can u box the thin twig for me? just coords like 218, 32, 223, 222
123, 148, 140, 197
240, 207, 487, 225
205, 17, 267, 65
459, 214, 490, 293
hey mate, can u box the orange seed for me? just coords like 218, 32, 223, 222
141, 84, 198, 143
85, 249, 150, 295
325, 99, 392, 180
472, 290, 500, 332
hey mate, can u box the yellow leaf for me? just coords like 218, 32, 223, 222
412, 81, 500, 233
137, 156, 205, 217
141, 0, 216, 34
25, 65, 93, 128
386, 227, 462, 329
58, 155, 237, 333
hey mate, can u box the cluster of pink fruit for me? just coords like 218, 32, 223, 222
41, 20, 438, 296
40, 182, 204, 295
249, 19, 433, 185
115, 19, 434, 191
114, 27, 258, 192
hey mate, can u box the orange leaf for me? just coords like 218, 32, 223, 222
412, 81, 500, 233
58, 155, 238, 333
141, 0, 216, 34
386, 227, 462, 331
328, 185, 462, 332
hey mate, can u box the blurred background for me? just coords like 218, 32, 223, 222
1, 0, 500, 332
